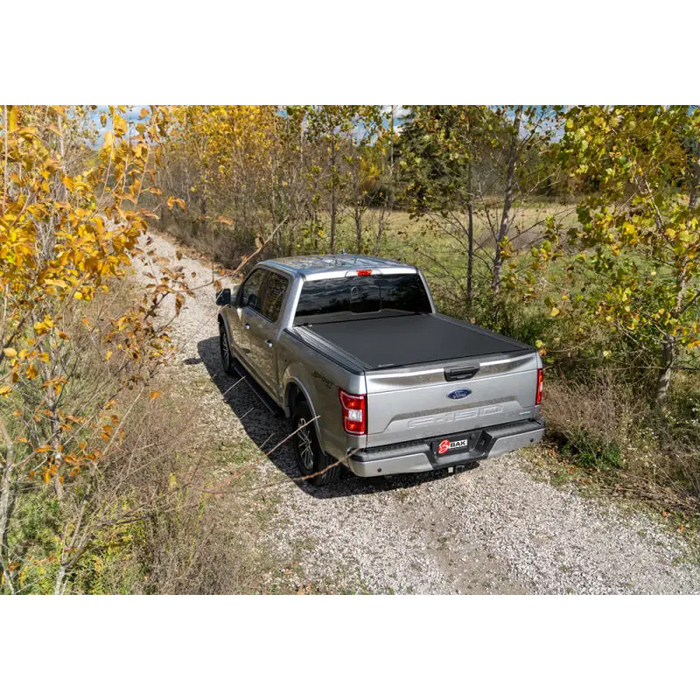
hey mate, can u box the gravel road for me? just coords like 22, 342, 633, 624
132, 233, 700, 595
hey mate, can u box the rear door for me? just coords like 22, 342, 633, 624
364, 352, 542, 448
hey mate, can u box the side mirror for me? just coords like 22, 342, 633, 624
216, 288, 232, 306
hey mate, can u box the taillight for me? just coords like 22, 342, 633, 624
535, 368, 543, 406
339, 389, 367, 435
356, 270, 372, 276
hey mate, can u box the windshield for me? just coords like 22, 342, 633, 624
294, 274, 432, 322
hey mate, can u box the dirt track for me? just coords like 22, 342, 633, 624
132, 233, 700, 594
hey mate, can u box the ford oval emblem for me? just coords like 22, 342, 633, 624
447, 388, 472, 400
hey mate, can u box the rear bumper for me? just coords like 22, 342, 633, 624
345, 418, 545, 478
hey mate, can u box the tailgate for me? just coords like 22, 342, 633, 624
365, 352, 541, 447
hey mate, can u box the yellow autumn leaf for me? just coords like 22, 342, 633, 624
45, 279, 69, 289
150, 391, 162, 400
167, 196, 186, 212
0, 386, 12, 396
550, 308, 561, 317
8, 106, 19, 131
3, 348, 17, 358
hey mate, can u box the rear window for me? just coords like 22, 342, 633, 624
294, 274, 431, 321
260, 272, 288, 322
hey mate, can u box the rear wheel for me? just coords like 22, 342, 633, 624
219, 322, 238, 377
292, 400, 342, 487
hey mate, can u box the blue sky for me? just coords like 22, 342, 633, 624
87, 105, 561, 147
90, 105, 408, 146
90, 105, 147, 145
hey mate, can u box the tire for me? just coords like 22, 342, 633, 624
219, 322, 238, 377
292, 400, 342, 487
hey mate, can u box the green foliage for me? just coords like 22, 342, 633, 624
525, 106, 700, 402
397, 105, 488, 213
561, 430, 623, 472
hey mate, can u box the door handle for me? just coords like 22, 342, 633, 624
265, 340, 273, 349
244, 323, 250, 330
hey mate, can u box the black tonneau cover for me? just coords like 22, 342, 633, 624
303, 313, 532, 370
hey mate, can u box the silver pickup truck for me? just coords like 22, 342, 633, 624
216, 255, 545, 486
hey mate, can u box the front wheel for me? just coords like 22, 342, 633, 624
292, 401, 342, 487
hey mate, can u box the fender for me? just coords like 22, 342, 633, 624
217, 309, 232, 341
283, 373, 326, 451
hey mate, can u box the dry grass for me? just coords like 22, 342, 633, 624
2, 278, 277, 594
541, 371, 700, 524
74, 292, 278, 594
157, 208, 257, 271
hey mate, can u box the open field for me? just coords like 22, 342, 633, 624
325, 204, 578, 275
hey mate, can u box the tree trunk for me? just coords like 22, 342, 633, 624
655, 335, 675, 405
330, 185, 336, 254
655, 264, 689, 406
329, 143, 337, 254
375, 106, 396, 256
0, 416, 15, 593
354, 168, 362, 254
689, 148, 699, 211
313, 212, 319, 253
466, 161, 474, 315
3, 105, 8, 213
375, 208, 386, 256
54, 565, 66, 595
199, 195, 207, 236
41, 350, 64, 500
492, 105, 523, 325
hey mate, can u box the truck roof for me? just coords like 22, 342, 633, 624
262, 254, 416, 279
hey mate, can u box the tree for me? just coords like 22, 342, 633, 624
160, 106, 279, 246
343, 106, 384, 253
398, 106, 564, 321
304, 106, 380, 254
398, 105, 489, 313
0, 105, 191, 593
546, 105, 700, 405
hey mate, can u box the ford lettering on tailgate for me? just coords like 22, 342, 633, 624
407, 405, 504, 429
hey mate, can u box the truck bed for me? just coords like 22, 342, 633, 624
298, 313, 532, 370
